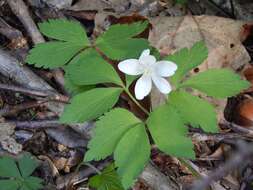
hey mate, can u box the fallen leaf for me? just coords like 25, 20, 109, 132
243, 65, 253, 93
0, 122, 22, 154
69, 0, 129, 12
52, 150, 82, 173
233, 98, 253, 127
28, 0, 73, 9
46, 126, 89, 148
149, 15, 252, 122
149, 15, 251, 71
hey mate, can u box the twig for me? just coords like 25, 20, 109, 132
13, 120, 62, 129
0, 49, 64, 114
7, 120, 62, 129
190, 141, 253, 190
186, 161, 225, 190
84, 163, 102, 174
190, 132, 251, 142
0, 17, 24, 40
206, 0, 235, 18
229, 0, 235, 18
222, 120, 253, 137
56, 161, 109, 189
0, 50, 52, 91
188, 0, 234, 18
0, 83, 69, 102
124, 87, 150, 115
0, 83, 54, 97
7, 0, 44, 44
7, 0, 68, 94
140, 162, 180, 190
5, 120, 92, 133
0, 100, 47, 116
178, 158, 201, 178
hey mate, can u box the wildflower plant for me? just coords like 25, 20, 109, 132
26, 19, 250, 189
0, 154, 43, 190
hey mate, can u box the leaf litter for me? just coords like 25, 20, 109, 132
1, 0, 253, 190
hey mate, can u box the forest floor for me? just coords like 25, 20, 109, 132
0, 0, 253, 190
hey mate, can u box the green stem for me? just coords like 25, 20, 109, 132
85, 163, 102, 174
123, 87, 150, 115
178, 158, 201, 178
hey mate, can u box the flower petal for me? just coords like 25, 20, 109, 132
118, 59, 143, 75
152, 75, 172, 94
155, 61, 178, 77
139, 55, 156, 67
139, 49, 150, 60
134, 75, 152, 100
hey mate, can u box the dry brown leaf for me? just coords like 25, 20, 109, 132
0, 122, 22, 154
233, 98, 253, 126
149, 15, 252, 122
52, 150, 83, 173
149, 16, 250, 71
69, 0, 129, 12
69, 0, 160, 13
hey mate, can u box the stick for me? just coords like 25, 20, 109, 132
7, 0, 44, 44
7, 0, 67, 94
191, 132, 251, 142
222, 120, 253, 137
0, 49, 64, 114
0, 17, 24, 40
7, 120, 62, 129
0, 83, 54, 97
56, 161, 109, 189
190, 141, 253, 190
0, 100, 47, 117
140, 163, 180, 190
0, 83, 69, 102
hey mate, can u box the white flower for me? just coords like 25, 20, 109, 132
118, 49, 178, 100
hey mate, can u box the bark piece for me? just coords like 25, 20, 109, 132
140, 163, 180, 190
0, 49, 64, 114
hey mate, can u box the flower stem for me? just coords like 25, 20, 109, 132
178, 158, 201, 178
123, 87, 150, 115
85, 163, 102, 174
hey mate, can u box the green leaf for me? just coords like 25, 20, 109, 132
165, 41, 208, 86
126, 75, 138, 88
39, 19, 89, 45
26, 42, 84, 68
27, 19, 90, 69
96, 21, 149, 60
175, 0, 187, 5
84, 108, 141, 161
66, 48, 123, 86
0, 156, 21, 178
0, 180, 19, 190
96, 21, 148, 43
18, 154, 39, 178
20, 184, 30, 190
97, 38, 149, 60
0, 156, 43, 190
169, 90, 218, 132
60, 88, 122, 123
114, 124, 150, 189
23, 176, 43, 190
180, 69, 250, 98
89, 164, 124, 190
147, 104, 195, 159
64, 72, 94, 95
150, 47, 161, 60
